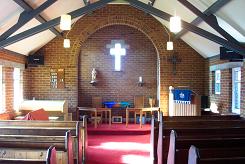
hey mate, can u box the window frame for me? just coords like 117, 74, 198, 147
232, 67, 241, 114
215, 70, 221, 95
13, 68, 23, 111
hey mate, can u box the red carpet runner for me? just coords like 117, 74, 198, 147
87, 124, 152, 164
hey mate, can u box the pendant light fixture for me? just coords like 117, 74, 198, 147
60, 14, 71, 30
170, 16, 181, 33
164, 26, 173, 51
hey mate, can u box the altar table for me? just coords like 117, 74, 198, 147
126, 107, 160, 128
77, 107, 111, 128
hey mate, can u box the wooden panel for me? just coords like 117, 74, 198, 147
134, 95, 144, 108
92, 96, 102, 108
18, 100, 70, 120
173, 96, 201, 116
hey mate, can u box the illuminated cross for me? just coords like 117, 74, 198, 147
107, 40, 129, 71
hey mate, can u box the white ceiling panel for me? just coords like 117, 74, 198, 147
0, 0, 23, 27
154, 0, 197, 25
26, 0, 85, 31
5, 19, 56, 55
0, 1, 23, 35
187, 0, 216, 12
5, 29, 56, 56
26, 0, 84, 20
215, 0, 245, 37
217, 17, 245, 43
181, 31, 220, 58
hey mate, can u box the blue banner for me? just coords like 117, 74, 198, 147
173, 89, 192, 104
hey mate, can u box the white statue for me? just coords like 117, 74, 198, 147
91, 68, 97, 82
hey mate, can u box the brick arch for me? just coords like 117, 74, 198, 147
31, 5, 205, 115
70, 15, 169, 58
66, 6, 185, 114
73, 14, 164, 106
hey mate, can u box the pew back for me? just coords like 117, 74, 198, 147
156, 113, 245, 164
0, 131, 72, 164
0, 118, 87, 164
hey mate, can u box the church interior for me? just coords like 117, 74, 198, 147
0, 0, 245, 164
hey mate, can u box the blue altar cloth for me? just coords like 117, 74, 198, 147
173, 89, 192, 104
103, 101, 131, 108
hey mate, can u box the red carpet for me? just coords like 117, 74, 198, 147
87, 124, 152, 164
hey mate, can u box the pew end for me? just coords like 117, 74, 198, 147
188, 145, 199, 164
167, 130, 177, 164
46, 146, 57, 164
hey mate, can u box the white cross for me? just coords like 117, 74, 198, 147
110, 43, 126, 71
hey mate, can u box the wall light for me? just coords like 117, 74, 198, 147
170, 16, 181, 33
167, 41, 173, 50
60, 14, 71, 30
164, 26, 174, 51
63, 39, 70, 48
138, 76, 144, 86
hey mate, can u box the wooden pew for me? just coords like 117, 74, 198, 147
0, 118, 87, 164
164, 129, 245, 164
0, 131, 72, 163
162, 128, 245, 164
188, 145, 245, 164
156, 113, 245, 164
163, 115, 241, 121
163, 119, 245, 127
47, 146, 57, 164
0, 145, 56, 164
150, 115, 158, 163
0, 146, 56, 164
18, 100, 70, 121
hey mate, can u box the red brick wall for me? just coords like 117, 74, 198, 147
0, 50, 26, 64
27, 5, 206, 115
78, 25, 157, 107
0, 50, 27, 119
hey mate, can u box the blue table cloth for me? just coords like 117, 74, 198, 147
173, 89, 192, 104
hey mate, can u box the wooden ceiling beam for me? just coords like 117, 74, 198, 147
177, 0, 239, 45
125, 0, 245, 56
0, 0, 113, 48
175, 0, 231, 39
13, 0, 62, 37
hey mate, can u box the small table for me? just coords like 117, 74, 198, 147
77, 107, 111, 128
142, 107, 160, 121
126, 107, 160, 128
126, 108, 143, 128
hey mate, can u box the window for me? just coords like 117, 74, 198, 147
232, 67, 241, 114
0, 65, 4, 113
13, 68, 23, 111
109, 43, 126, 71
215, 70, 221, 94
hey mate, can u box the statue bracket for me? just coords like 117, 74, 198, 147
90, 80, 97, 86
